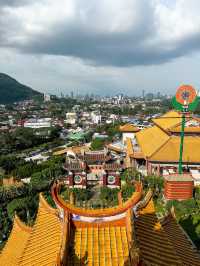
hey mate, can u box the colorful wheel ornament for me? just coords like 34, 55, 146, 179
171, 85, 199, 174
172, 85, 199, 112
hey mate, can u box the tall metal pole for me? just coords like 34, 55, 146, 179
178, 113, 186, 174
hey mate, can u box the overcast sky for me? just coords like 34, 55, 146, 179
0, 0, 200, 96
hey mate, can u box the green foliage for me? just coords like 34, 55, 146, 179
91, 138, 105, 150
144, 175, 164, 190
166, 199, 198, 221
71, 188, 92, 202
0, 73, 41, 104
0, 203, 12, 249
43, 191, 56, 208
100, 187, 120, 206
7, 195, 39, 223
121, 184, 135, 201
180, 214, 200, 248
60, 185, 70, 201
30, 156, 64, 191
153, 187, 200, 249
96, 123, 121, 138
121, 168, 139, 182
0, 127, 62, 155
0, 155, 19, 174
0, 185, 30, 203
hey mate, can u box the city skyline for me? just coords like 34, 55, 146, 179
1, 0, 200, 95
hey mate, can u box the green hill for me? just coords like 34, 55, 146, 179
0, 73, 42, 104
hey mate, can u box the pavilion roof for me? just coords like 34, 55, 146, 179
119, 124, 140, 132
149, 136, 200, 163
152, 110, 183, 132
103, 162, 122, 171
133, 190, 200, 266
136, 125, 169, 158
0, 215, 31, 266
65, 158, 85, 170
161, 213, 200, 265
1, 187, 200, 265
78, 150, 109, 163
169, 117, 200, 133
19, 194, 62, 266
135, 110, 200, 162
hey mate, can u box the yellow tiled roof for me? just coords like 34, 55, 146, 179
0, 215, 31, 266
162, 110, 182, 118
69, 226, 131, 265
161, 214, 200, 266
171, 126, 200, 133
150, 136, 200, 162
53, 145, 90, 156
169, 117, 200, 133
19, 194, 62, 266
152, 110, 182, 131
136, 126, 169, 158
135, 199, 182, 266
120, 124, 139, 132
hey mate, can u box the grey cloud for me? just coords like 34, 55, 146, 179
0, 0, 32, 7
1, 0, 200, 68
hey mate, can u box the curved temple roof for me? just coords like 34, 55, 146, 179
0, 215, 31, 265
1, 187, 200, 265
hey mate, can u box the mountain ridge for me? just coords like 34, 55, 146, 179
0, 73, 42, 104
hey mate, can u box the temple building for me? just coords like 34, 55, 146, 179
63, 150, 124, 188
127, 111, 200, 180
1, 182, 200, 265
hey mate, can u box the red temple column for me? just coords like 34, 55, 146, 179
68, 172, 74, 187
103, 173, 107, 186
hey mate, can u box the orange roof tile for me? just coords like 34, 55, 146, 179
150, 136, 200, 163
19, 194, 62, 266
135, 199, 182, 265
53, 145, 90, 156
161, 214, 200, 265
170, 117, 200, 133
120, 124, 139, 132
0, 216, 31, 266
69, 226, 131, 264
152, 110, 184, 131
136, 126, 169, 158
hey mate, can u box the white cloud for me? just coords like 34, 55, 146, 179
0, 0, 200, 94
1, 0, 200, 66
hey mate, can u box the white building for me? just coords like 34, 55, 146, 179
24, 118, 51, 129
65, 112, 77, 125
44, 94, 51, 102
91, 112, 101, 124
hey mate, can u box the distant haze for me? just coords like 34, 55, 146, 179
0, 0, 200, 95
